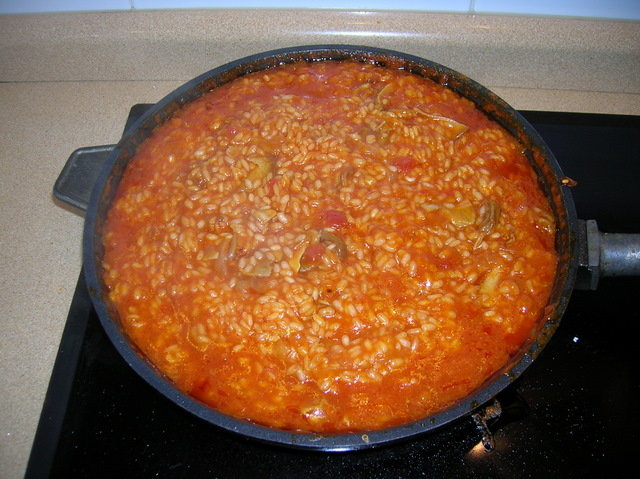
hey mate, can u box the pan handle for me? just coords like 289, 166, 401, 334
575, 219, 640, 290
53, 145, 115, 214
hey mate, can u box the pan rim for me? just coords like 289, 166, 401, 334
83, 44, 579, 451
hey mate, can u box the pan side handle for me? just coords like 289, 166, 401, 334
575, 219, 640, 290
53, 145, 115, 214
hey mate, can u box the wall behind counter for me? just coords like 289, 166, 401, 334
1, 0, 639, 21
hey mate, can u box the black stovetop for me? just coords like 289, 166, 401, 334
27, 109, 640, 478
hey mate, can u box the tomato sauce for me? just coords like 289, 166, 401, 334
102, 60, 558, 433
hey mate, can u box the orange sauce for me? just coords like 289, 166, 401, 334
102, 61, 557, 433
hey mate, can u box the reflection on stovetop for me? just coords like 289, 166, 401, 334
26, 110, 640, 478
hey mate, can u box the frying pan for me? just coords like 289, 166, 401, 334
54, 45, 640, 452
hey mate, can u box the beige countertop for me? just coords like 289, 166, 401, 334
0, 9, 638, 477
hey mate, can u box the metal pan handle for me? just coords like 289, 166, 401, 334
576, 219, 640, 290
53, 145, 116, 214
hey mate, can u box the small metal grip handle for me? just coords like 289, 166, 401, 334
53, 145, 115, 213
471, 400, 502, 452
599, 228, 640, 277
575, 219, 640, 290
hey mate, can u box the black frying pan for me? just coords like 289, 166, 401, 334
55, 45, 638, 452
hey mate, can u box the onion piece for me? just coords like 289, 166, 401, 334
415, 108, 469, 139
247, 156, 276, 183
375, 83, 396, 108
243, 258, 273, 277
252, 208, 277, 223
446, 205, 476, 227
215, 232, 237, 275
478, 200, 501, 235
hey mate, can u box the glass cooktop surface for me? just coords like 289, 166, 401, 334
26, 107, 640, 478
